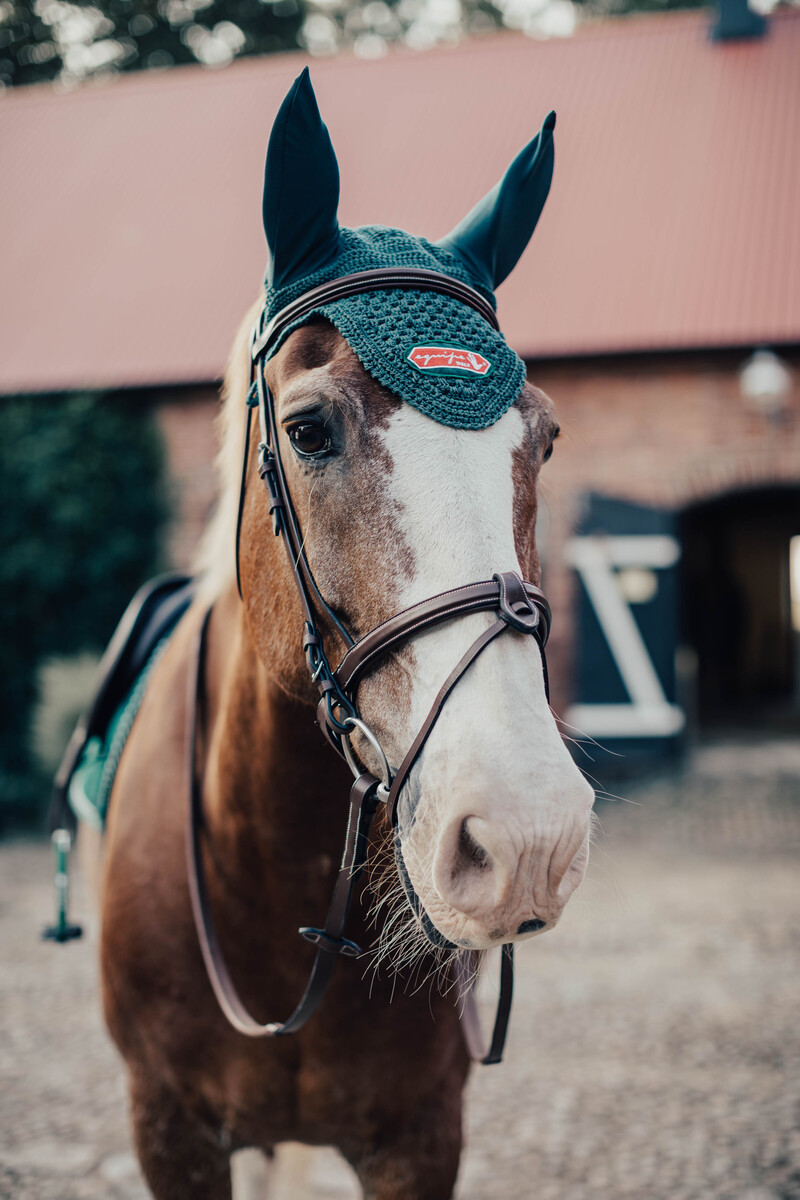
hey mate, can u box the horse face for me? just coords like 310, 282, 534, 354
266, 321, 594, 953
250, 70, 593, 956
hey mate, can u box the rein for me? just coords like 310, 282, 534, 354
186, 268, 552, 1064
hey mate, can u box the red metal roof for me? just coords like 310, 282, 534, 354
2, 10, 799, 394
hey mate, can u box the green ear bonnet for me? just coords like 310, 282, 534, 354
262, 69, 555, 432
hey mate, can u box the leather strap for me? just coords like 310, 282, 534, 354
234, 404, 253, 602
457, 945, 514, 1066
184, 605, 518, 1058
384, 580, 550, 829
381, 598, 548, 1068
386, 617, 517, 1067
379, 587, 549, 1067
254, 359, 354, 651
335, 579, 550, 698
185, 606, 381, 1038
252, 267, 499, 361
386, 617, 506, 827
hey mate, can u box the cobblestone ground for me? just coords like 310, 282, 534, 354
2, 739, 799, 1200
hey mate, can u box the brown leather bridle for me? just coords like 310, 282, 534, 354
186, 268, 552, 1064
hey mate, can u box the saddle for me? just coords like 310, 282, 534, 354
50, 572, 195, 835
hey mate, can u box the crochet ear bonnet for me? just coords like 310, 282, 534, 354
262, 68, 555, 432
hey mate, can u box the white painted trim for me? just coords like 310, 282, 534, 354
565, 703, 685, 738
566, 535, 680, 570
565, 533, 685, 741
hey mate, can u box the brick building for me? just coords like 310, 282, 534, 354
3, 7, 799, 767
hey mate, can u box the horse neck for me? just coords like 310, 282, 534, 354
201, 585, 353, 882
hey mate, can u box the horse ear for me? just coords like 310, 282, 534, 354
437, 111, 556, 292
263, 67, 341, 290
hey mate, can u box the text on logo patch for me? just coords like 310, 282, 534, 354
405, 344, 494, 378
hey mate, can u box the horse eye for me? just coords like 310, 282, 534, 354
288, 421, 331, 459
542, 426, 560, 464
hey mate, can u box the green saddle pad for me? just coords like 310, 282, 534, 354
67, 635, 171, 831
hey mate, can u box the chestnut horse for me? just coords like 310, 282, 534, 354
99, 72, 594, 1199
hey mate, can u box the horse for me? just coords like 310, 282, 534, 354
98, 69, 595, 1199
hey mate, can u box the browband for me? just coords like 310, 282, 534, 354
252, 267, 500, 361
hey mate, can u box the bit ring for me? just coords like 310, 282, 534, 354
341, 716, 392, 796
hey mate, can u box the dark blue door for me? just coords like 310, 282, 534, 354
565, 494, 684, 768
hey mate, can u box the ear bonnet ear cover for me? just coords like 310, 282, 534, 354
261, 68, 555, 431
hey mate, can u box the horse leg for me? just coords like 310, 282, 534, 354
231, 1147, 274, 1199
346, 1101, 463, 1200
129, 1072, 233, 1200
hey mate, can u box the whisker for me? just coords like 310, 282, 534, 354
554, 715, 625, 759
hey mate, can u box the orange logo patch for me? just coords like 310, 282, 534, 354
406, 344, 493, 378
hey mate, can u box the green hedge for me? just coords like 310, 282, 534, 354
0, 392, 166, 814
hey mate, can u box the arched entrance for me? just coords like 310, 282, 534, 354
679, 485, 800, 731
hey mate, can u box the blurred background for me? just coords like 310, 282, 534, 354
1, 0, 799, 1195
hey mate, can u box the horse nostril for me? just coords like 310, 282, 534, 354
458, 818, 490, 871
517, 918, 546, 935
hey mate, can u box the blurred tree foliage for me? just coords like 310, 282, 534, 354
0, 0, 710, 91
0, 0, 302, 88
0, 392, 165, 810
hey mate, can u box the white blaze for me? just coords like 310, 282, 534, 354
379, 403, 592, 942
380, 403, 555, 763
381, 403, 544, 744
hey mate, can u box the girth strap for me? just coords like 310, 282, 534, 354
185, 606, 381, 1038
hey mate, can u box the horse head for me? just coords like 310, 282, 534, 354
235, 69, 594, 959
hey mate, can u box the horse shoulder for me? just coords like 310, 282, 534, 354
100, 604, 210, 1063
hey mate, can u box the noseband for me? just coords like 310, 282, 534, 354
186, 268, 551, 1065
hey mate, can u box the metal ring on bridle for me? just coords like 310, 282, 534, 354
340, 716, 392, 799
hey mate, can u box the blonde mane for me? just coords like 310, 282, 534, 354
193, 297, 263, 602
